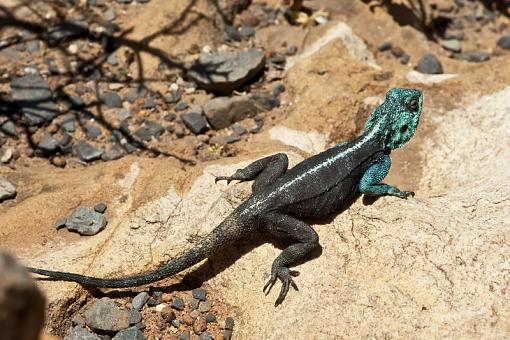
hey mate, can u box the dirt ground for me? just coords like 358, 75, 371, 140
1, 0, 510, 339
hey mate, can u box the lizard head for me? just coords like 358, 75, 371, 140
365, 88, 423, 150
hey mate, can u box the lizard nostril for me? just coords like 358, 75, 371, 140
400, 125, 408, 134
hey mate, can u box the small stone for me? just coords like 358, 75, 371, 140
440, 39, 461, 52
391, 46, 404, 58
189, 298, 200, 311
205, 313, 216, 323
239, 26, 255, 39
74, 141, 103, 162
101, 145, 124, 161
84, 298, 130, 333
174, 126, 185, 138
444, 29, 465, 41
171, 297, 185, 311
61, 114, 75, 132
65, 325, 101, 340
164, 91, 181, 104
171, 319, 180, 328
112, 326, 144, 340
26, 40, 40, 52
198, 300, 212, 313
286, 45, 298, 56
141, 98, 156, 110
378, 41, 392, 52
107, 53, 118, 66
272, 83, 285, 97
223, 330, 233, 340
128, 309, 142, 325
175, 102, 189, 111
496, 35, 510, 50
145, 121, 165, 138
55, 217, 67, 230
416, 53, 443, 74
38, 133, 59, 153
127, 87, 147, 103
1, 176, 18, 201
47, 20, 88, 47
400, 53, 410, 65
85, 125, 102, 139
224, 25, 242, 42
193, 317, 207, 335
224, 317, 234, 330
155, 303, 167, 312
199, 332, 213, 340
240, 10, 259, 27
192, 288, 207, 301
1, 148, 12, 163
51, 156, 67, 168
0, 120, 17, 137
181, 314, 193, 326
94, 202, 107, 213
190, 309, 200, 318
452, 51, 490, 62
180, 330, 190, 340
132, 292, 149, 310
231, 123, 246, 136
182, 112, 209, 134
161, 306, 176, 322
99, 92, 123, 108
164, 113, 177, 121
66, 207, 107, 236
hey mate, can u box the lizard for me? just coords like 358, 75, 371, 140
27, 87, 423, 306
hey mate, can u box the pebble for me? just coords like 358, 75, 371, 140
51, 156, 67, 168
127, 87, 147, 103
390, 46, 404, 57
85, 125, 102, 139
119, 109, 132, 121
145, 121, 165, 138
188, 49, 265, 95
164, 91, 181, 104
99, 92, 123, 108
0, 176, 17, 202
496, 35, 510, 50
101, 146, 124, 161
94, 202, 107, 213
61, 114, 76, 132
182, 314, 194, 326
198, 300, 212, 313
182, 112, 209, 134
440, 39, 461, 52
107, 53, 118, 66
161, 306, 176, 322
0, 120, 17, 137
416, 53, 443, 74
224, 25, 242, 42
66, 207, 107, 236
65, 325, 101, 340
189, 298, 200, 311
128, 309, 142, 325
171, 297, 185, 311
83, 298, 130, 333
286, 45, 298, 56
74, 141, 103, 162
180, 330, 190, 340
192, 288, 207, 301
141, 98, 156, 110
175, 102, 189, 111
199, 332, 213, 340
190, 309, 200, 318
163, 113, 177, 121
239, 26, 255, 39
193, 317, 207, 334
224, 317, 234, 330
47, 20, 88, 47
38, 133, 59, 153
231, 123, 247, 136
112, 326, 145, 340
11, 73, 59, 125
155, 303, 167, 312
452, 51, 490, 62
55, 217, 67, 230
171, 319, 180, 328
132, 292, 149, 311
272, 83, 285, 96
1, 148, 13, 163
205, 313, 216, 323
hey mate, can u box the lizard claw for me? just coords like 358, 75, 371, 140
215, 176, 233, 184
401, 191, 415, 198
264, 267, 299, 306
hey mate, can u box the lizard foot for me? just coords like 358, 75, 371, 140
397, 190, 415, 198
263, 267, 299, 306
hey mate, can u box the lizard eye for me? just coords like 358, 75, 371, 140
408, 98, 419, 112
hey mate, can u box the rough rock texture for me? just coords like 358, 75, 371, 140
188, 49, 265, 94
84, 298, 130, 333
0, 175, 17, 202
0, 251, 45, 340
65, 207, 107, 236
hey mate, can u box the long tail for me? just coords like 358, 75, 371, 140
26, 214, 242, 288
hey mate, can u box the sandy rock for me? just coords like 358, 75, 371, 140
0, 251, 45, 340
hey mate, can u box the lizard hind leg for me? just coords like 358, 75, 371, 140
261, 211, 319, 306
215, 153, 288, 194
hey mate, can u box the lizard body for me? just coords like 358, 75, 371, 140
27, 88, 423, 305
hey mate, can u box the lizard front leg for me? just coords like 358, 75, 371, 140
358, 153, 414, 198
215, 153, 288, 194
261, 211, 319, 306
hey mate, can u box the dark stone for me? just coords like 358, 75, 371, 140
192, 288, 207, 301
272, 83, 285, 96
179, 331, 190, 340
99, 92, 123, 108
127, 87, 147, 103
400, 53, 410, 64
38, 133, 59, 153
85, 125, 102, 139
0, 120, 17, 137
224, 25, 242, 42
107, 53, 118, 66
84, 298, 130, 333
94, 202, 107, 213
74, 141, 103, 162
164, 91, 181, 104
286, 45, 298, 56
128, 309, 142, 325
66, 96, 86, 111
239, 26, 255, 39
497, 35, 510, 50
145, 121, 165, 138
66, 207, 107, 235
0, 253, 46, 340
0, 176, 17, 202
223, 330, 233, 340
11, 74, 59, 125
171, 297, 185, 311
164, 113, 177, 121
224, 317, 234, 330
188, 49, 265, 95
205, 313, 216, 323
161, 307, 176, 322
47, 20, 88, 47
378, 41, 392, 52
66, 325, 101, 340
391, 46, 404, 58
132, 292, 149, 311
55, 217, 67, 230
231, 123, 246, 135
203, 92, 278, 130
440, 39, 461, 52
141, 98, 156, 109
182, 112, 209, 134
61, 114, 76, 132
134, 127, 152, 142
112, 326, 144, 340
174, 102, 189, 111
416, 53, 443, 74
199, 332, 213, 340
452, 51, 490, 62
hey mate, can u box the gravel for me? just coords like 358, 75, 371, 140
74, 141, 103, 162
182, 112, 209, 134
66, 207, 107, 236
99, 91, 123, 108
84, 298, 130, 333
132, 292, 150, 311
171, 297, 185, 311
416, 53, 443, 74
192, 288, 207, 301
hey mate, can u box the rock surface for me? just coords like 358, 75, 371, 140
84, 297, 130, 333
65, 207, 107, 236
0, 251, 45, 340
188, 49, 265, 94
11, 74, 59, 125
65, 326, 101, 340
0, 176, 17, 202
416, 53, 443, 74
